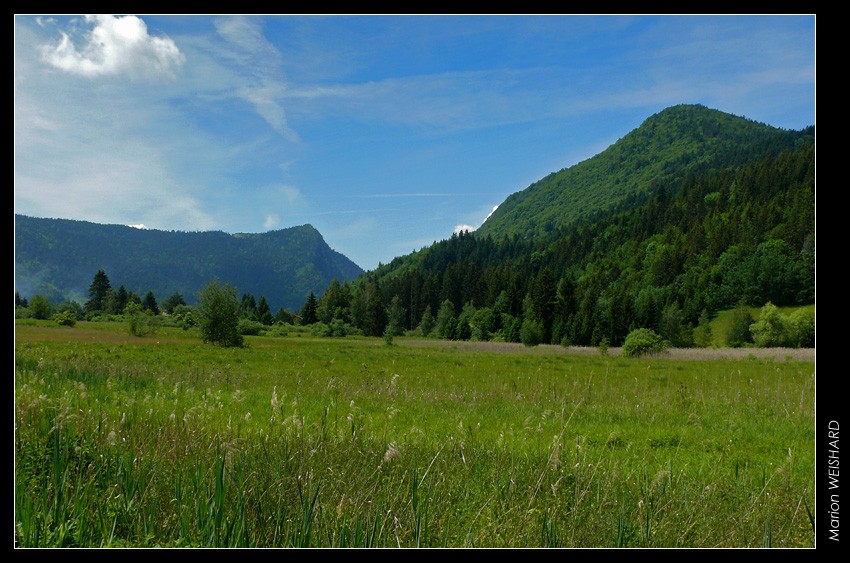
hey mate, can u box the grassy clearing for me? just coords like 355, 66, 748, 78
14, 323, 815, 547
709, 304, 815, 348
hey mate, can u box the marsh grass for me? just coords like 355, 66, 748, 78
14, 323, 815, 547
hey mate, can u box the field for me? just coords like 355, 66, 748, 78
14, 322, 816, 548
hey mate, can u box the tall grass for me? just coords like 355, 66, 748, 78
15, 325, 815, 547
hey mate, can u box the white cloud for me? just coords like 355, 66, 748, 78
212, 16, 298, 142
40, 15, 184, 80
453, 224, 475, 235
263, 214, 279, 230
128, 223, 148, 229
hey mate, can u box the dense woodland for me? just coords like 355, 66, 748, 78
324, 136, 814, 346
14, 218, 362, 312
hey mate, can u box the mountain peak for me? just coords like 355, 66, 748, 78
477, 104, 809, 240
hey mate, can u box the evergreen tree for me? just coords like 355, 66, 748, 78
256, 296, 273, 325
85, 269, 112, 312
116, 285, 129, 313
142, 291, 160, 315
300, 292, 319, 325
162, 292, 186, 314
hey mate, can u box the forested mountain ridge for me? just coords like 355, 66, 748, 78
477, 104, 813, 240
14, 216, 363, 312
334, 107, 814, 346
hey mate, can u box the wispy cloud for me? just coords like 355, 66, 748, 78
212, 16, 298, 141
40, 15, 184, 80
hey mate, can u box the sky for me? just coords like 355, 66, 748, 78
14, 14, 815, 272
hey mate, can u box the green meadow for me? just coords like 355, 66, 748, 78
14, 322, 815, 548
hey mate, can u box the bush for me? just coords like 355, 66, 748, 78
749, 302, 790, 347
28, 294, 53, 320
597, 338, 610, 356
726, 303, 753, 347
52, 310, 77, 327
622, 328, 669, 357
520, 318, 544, 347
238, 319, 266, 336
560, 335, 571, 348
126, 303, 160, 337
787, 309, 815, 348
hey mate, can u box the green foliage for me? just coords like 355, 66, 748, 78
749, 302, 790, 348
238, 319, 266, 336
85, 269, 112, 313
335, 110, 813, 347
142, 291, 160, 315
478, 105, 808, 240
195, 281, 244, 348
622, 328, 669, 357
28, 294, 53, 320
418, 305, 435, 337
435, 300, 456, 340
52, 310, 77, 327
787, 309, 815, 348
386, 295, 406, 337
520, 318, 544, 347
726, 303, 754, 348
694, 309, 713, 348
743, 303, 813, 348
300, 292, 319, 326
162, 292, 186, 314
659, 304, 694, 347
125, 302, 160, 337
597, 337, 610, 356
256, 296, 273, 325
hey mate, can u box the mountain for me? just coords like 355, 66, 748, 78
14, 215, 363, 312
336, 104, 814, 344
477, 104, 811, 240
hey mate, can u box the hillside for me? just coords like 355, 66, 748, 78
14, 216, 363, 312
323, 105, 814, 345
477, 104, 812, 239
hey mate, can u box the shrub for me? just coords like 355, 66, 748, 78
787, 309, 815, 348
126, 303, 160, 337
749, 302, 790, 347
52, 310, 77, 327
238, 319, 266, 336
726, 303, 754, 347
520, 318, 544, 347
597, 337, 610, 356
622, 328, 669, 357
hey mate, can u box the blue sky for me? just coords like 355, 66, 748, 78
14, 15, 815, 271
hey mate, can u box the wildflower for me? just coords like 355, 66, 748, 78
106, 430, 116, 445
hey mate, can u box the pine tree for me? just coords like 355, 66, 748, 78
85, 269, 112, 313
300, 292, 319, 325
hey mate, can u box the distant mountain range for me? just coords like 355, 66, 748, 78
14, 216, 363, 312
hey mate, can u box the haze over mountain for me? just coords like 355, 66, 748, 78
14, 216, 363, 312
